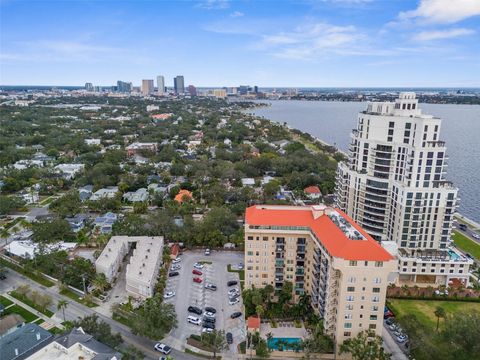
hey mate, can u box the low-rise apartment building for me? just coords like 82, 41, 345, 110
95, 236, 164, 298
244, 205, 396, 345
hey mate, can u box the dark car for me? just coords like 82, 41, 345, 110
227, 280, 238, 287
385, 317, 395, 325
205, 306, 217, 314
458, 223, 467, 231
203, 317, 216, 324
226, 332, 233, 344
230, 312, 242, 319
203, 322, 216, 329
168, 271, 179, 277
188, 306, 202, 315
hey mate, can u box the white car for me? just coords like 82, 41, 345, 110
229, 298, 240, 306
194, 262, 204, 269
204, 311, 216, 318
202, 327, 213, 333
205, 248, 211, 255
154, 343, 171, 355
170, 265, 181, 271
187, 315, 202, 325
473, 234, 480, 240
163, 291, 175, 299
172, 258, 181, 264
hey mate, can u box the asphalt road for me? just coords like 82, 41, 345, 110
0, 267, 199, 360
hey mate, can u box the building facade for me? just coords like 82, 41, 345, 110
141, 79, 154, 95
174, 75, 185, 94
335, 92, 472, 286
156, 75, 165, 95
244, 205, 395, 345
117, 80, 132, 93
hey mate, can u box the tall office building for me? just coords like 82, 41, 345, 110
335, 92, 472, 287
173, 75, 185, 94
117, 80, 132, 93
245, 205, 395, 345
141, 79, 154, 96
84, 82, 94, 92
156, 75, 165, 95
187, 85, 197, 96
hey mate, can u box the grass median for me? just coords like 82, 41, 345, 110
4, 304, 39, 322
452, 231, 480, 259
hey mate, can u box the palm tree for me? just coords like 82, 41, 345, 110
266, 332, 273, 350
57, 299, 69, 322
91, 273, 109, 293
434, 306, 446, 331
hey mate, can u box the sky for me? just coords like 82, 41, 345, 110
1, 0, 479, 87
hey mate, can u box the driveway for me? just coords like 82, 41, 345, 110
165, 250, 245, 354
382, 323, 408, 360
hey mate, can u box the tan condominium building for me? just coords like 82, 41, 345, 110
245, 204, 396, 345
95, 236, 164, 299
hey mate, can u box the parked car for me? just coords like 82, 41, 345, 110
231, 312, 242, 319
205, 306, 217, 314
458, 223, 467, 231
193, 277, 203, 283
202, 327, 213, 334
163, 291, 175, 299
226, 332, 233, 344
203, 317, 216, 324
172, 257, 181, 264
227, 280, 238, 287
205, 248, 211, 255
229, 298, 240, 306
168, 271, 179, 277
396, 334, 408, 343
388, 323, 398, 331
204, 311, 216, 318
188, 306, 203, 315
385, 317, 395, 326
194, 262, 204, 269
203, 321, 216, 329
154, 343, 171, 355
187, 315, 202, 325
192, 269, 203, 275
237, 263, 244, 270
473, 234, 480, 240
170, 265, 181, 271
205, 283, 217, 291
228, 288, 239, 296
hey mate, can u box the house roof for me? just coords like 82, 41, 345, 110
304, 185, 321, 194
247, 316, 261, 329
245, 205, 394, 261
0, 323, 53, 360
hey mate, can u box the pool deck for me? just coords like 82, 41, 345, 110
260, 321, 308, 339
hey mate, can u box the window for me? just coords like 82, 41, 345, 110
346, 296, 355, 302
371, 305, 379, 311
347, 287, 355, 292
247, 251, 253, 256
345, 313, 352, 319
372, 296, 380, 303
348, 276, 356, 283
349, 261, 357, 266
375, 261, 383, 267
372, 287, 380, 293
373, 277, 381, 284
346, 304, 354, 310
344, 323, 352, 329
344, 332, 351, 337
247, 236, 253, 240
370, 315, 378, 320
369, 324, 377, 330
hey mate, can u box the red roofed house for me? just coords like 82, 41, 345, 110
244, 204, 396, 347
247, 315, 261, 333
304, 185, 321, 200
169, 243, 180, 259
151, 113, 173, 121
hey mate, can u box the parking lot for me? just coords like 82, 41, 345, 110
164, 249, 245, 354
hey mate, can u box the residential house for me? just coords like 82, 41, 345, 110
65, 214, 88, 232
90, 186, 118, 201
125, 142, 157, 156
174, 189, 193, 203
54, 163, 85, 180
123, 188, 149, 203
94, 212, 118, 234
241, 178, 255, 187
0, 323, 53, 360
304, 185, 322, 200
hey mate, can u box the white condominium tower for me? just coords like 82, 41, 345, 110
335, 92, 472, 287
157, 75, 165, 95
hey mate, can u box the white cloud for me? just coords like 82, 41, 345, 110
230, 11, 244, 18
399, 0, 480, 24
414, 28, 475, 41
196, 0, 229, 10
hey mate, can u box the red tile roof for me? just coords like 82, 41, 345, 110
174, 189, 193, 203
304, 185, 321, 194
247, 316, 261, 329
245, 205, 393, 261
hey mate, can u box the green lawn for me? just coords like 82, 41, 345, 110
0, 295, 14, 307
452, 231, 480, 259
59, 289, 97, 307
10, 291, 54, 317
33, 318, 45, 325
227, 264, 245, 281
4, 304, 39, 322
388, 299, 480, 331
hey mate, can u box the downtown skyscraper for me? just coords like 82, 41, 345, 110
174, 75, 184, 95
156, 75, 165, 95
141, 79, 154, 96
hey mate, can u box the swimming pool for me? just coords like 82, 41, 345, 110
448, 250, 460, 260
267, 337, 303, 351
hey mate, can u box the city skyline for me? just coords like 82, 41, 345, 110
1, 0, 480, 87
